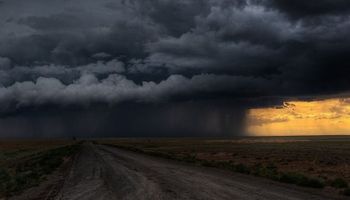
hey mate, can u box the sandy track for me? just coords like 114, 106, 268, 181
54, 144, 342, 200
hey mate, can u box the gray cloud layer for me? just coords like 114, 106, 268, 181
0, 0, 350, 114
0, 73, 272, 113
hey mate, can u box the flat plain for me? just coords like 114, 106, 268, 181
1, 136, 350, 199
100, 136, 350, 197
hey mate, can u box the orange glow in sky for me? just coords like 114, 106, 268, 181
247, 98, 350, 136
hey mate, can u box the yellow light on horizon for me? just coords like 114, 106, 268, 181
247, 98, 350, 136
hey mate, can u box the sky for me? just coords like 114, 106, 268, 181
0, 0, 350, 137
247, 98, 350, 136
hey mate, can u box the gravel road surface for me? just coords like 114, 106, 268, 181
54, 144, 342, 200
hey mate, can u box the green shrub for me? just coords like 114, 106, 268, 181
91, 140, 98, 145
342, 188, 350, 196
213, 161, 233, 170
182, 154, 197, 163
234, 163, 251, 174
0, 168, 11, 182
200, 160, 216, 167
0, 168, 11, 193
330, 178, 348, 188
252, 164, 279, 180
279, 172, 324, 188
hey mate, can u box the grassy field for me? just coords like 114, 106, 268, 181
0, 140, 79, 198
100, 136, 350, 196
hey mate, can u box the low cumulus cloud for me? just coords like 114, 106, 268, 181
0, 73, 274, 113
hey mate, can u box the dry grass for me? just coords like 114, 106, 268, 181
0, 140, 79, 197
100, 136, 350, 195
0, 139, 75, 165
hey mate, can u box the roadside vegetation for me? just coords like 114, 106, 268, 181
0, 141, 80, 198
101, 136, 350, 196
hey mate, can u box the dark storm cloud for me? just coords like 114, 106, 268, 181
1, 0, 349, 103
0, 57, 11, 70
131, 0, 211, 36
142, 3, 350, 96
0, 0, 350, 137
0, 59, 125, 86
0, 102, 246, 138
0, 0, 160, 66
266, 0, 350, 18
0, 73, 274, 114
1, 17, 158, 66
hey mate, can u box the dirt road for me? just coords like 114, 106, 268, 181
54, 144, 342, 200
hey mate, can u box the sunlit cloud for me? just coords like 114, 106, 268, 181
247, 98, 350, 136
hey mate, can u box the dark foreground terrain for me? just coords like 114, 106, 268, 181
55, 144, 345, 199
102, 136, 350, 196
2, 137, 350, 200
